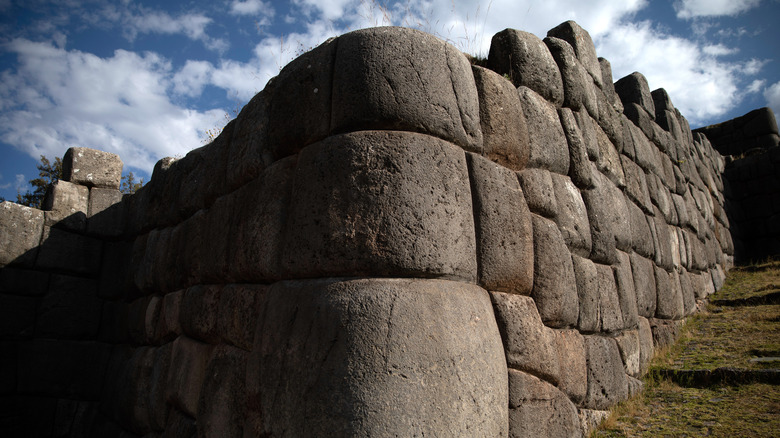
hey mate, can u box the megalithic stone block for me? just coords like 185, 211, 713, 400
62, 147, 123, 189
0, 202, 44, 268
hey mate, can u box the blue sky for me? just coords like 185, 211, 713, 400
1, 0, 778, 201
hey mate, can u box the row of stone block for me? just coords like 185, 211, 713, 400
695, 107, 780, 156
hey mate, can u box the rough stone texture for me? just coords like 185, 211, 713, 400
614, 72, 655, 122
490, 292, 560, 384
167, 336, 214, 418
626, 195, 655, 258
544, 36, 596, 115
333, 27, 482, 152
62, 147, 123, 189
36, 227, 102, 276
579, 409, 610, 437
0, 202, 44, 268
196, 345, 247, 438
583, 336, 629, 410
621, 155, 652, 213
649, 318, 683, 348
551, 173, 592, 256
248, 278, 508, 437
613, 251, 639, 329
473, 66, 530, 170
37, 275, 101, 340
488, 29, 564, 106
87, 187, 124, 237
227, 91, 270, 190
582, 169, 628, 264
572, 254, 599, 333
595, 263, 624, 333
469, 154, 534, 294
42, 180, 89, 231
217, 284, 265, 351
559, 108, 594, 189
180, 285, 222, 344
507, 369, 582, 438
547, 20, 603, 88
654, 265, 684, 320
531, 214, 579, 328
283, 131, 476, 280
518, 86, 570, 174
614, 329, 641, 377
517, 168, 558, 218
553, 329, 587, 404
595, 123, 626, 188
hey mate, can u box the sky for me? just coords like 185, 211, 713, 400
0, 0, 778, 201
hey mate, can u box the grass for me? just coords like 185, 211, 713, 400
591, 259, 780, 437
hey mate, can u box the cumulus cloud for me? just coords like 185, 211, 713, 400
120, 7, 229, 52
674, 0, 762, 19
747, 79, 766, 94
702, 43, 738, 56
230, 0, 274, 18
0, 39, 225, 172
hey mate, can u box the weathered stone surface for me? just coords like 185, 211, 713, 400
217, 284, 266, 351
228, 91, 270, 190
637, 317, 655, 375
333, 27, 482, 151
649, 318, 683, 348
153, 290, 182, 344
167, 336, 214, 418
196, 345, 247, 438
87, 187, 124, 237
507, 369, 582, 438
36, 226, 102, 275
490, 292, 560, 384
488, 28, 564, 106
517, 168, 557, 218
164, 408, 197, 438
626, 195, 655, 258
572, 254, 599, 332
614, 329, 641, 377
0, 202, 44, 268
613, 251, 639, 329
282, 131, 476, 280
248, 278, 507, 437
614, 72, 655, 121
559, 108, 594, 188
473, 66, 530, 170
598, 57, 621, 111
148, 343, 172, 431
579, 409, 610, 437
180, 285, 222, 344
551, 173, 592, 256
582, 168, 629, 264
111, 346, 154, 434
517, 86, 570, 174
621, 155, 652, 213
37, 275, 102, 339
548, 21, 603, 88
654, 265, 684, 320
42, 180, 89, 231
553, 329, 587, 404
544, 36, 596, 115
62, 147, 123, 189
595, 123, 626, 188
596, 263, 624, 333
630, 252, 657, 318
531, 214, 579, 328
583, 336, 629, 410
629, 122, 661, 175
468, 154, 534, 294
574, 109, 600, 160
268, 37, 336, 158
679, 268, 696, 316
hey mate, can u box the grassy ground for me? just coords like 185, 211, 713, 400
591, 260, 780, 437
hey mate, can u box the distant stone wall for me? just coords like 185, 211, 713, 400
697, 107, 780, 262
0, 21, 734, 437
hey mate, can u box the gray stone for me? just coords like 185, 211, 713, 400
637, 317, 655, 375
626, 195, 655, 258
630, 252, 657, 318
654, 265, 684, 320
649, 318, 683, 348
180, 285, 222, 344
621, 155, 652, 213
574, 109, 600, 160
154, 290, 183, 344
594, 122, 626, 188
473, 66, 530, 170
167, 336, 214, 418
149, 343, 172, 431
175, 139, 229, 226
679, 268, 696, 316
553, 329, 587, 404
228, 92, 270, 190
596, 263, 624, 333
0, 202, 44, 268
268, 37, 336, 158
36, 226, 102, 275
596, 88, 626, 153
62, 147, 123, 189
197, 345, 247, 438
614, 329, 641, 377
248, 278, 508, 437
517, 168, 557, 218
548, 21, 603, 88
37, 274, 102, 339
559, 108, 594, 188
651, 206, 675, 271
217, 284, 266, 352
551, 173, 592, 256
531, 214, 579, 328
582, 169, 629, 264
42, 180, 89, 231
468, 154, 534, 294
87, 187, 124, 237
113, 346, 154, 434
488, 28, 564, 106
490, 292, 560, 384
571, 254, 599, 333
282, 131, 476, 281
598, 57, 621, 111
578, 409, 610, 437
630, 122, 661, 175
507, 369, 582, 438
517, 86, 570, 174
614, 251, 639, 329
614, 72, 655, 121
544, 36, 596, 115
583, 335, 629, 410
333, 27, 482, 151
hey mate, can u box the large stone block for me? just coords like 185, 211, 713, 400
553, 329, 587, 404
654, 265, 684, 320
490, 292, 560, 384
36, 226, 102, 275
548, 21, 603, 88
595, 262, 624, 333
517, 86, 570, 174
613, 251, 639, 329
583, 336, 629, 410
508, 369, 582, 438
0, 294, 36, 339
180, 285, 222, 345
148, 343, 172, 432
551, 173, 592, 257
614, 72, 655, 121
621, 155, 652, 214
629, 252, 657, 318
472, 66, 530, 170
37, 275, 102, 339
531, 214, 579, 328
544, 36, 597, 116
468, 154, 534, 294
62, 147, 123, 189
217, 284, 266, 351
637, 317, 654, 374
594, 122, 626, 188
0, 202, 44, 268
228, 91, 271, 190
167, 336, 214, 418
572, 254, 599, 333
559, 108, 594, 189
582, 169, 629, 264
333, 27, 482, 151
626, 195, 655, 258
282, 131, 477, 280
574, 109, 600, 160
488, 28, 564, 106
0, 267, 49, 297
87, 187, 125, 237
517, 168, 557, 218
247, 278, 507, 437
197, 345, 247, 438
42, 180, 89, 231
614, 329, 641, 377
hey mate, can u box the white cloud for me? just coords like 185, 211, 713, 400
765, 81, 780, 126
230, 0, 274, 18
116, 6, 229, 52
747, 79, 766, 93
702, 43, 738, 56
0, 39, 225, 173
14, 174, 26, 192
173, 60, 215, 97
674, 0, 762, 19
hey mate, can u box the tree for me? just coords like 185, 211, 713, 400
16, 155, 62, 209
120, 171, 144, 194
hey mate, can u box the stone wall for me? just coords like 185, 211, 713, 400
0, 21, 734, 437
697, 107, 780, 262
